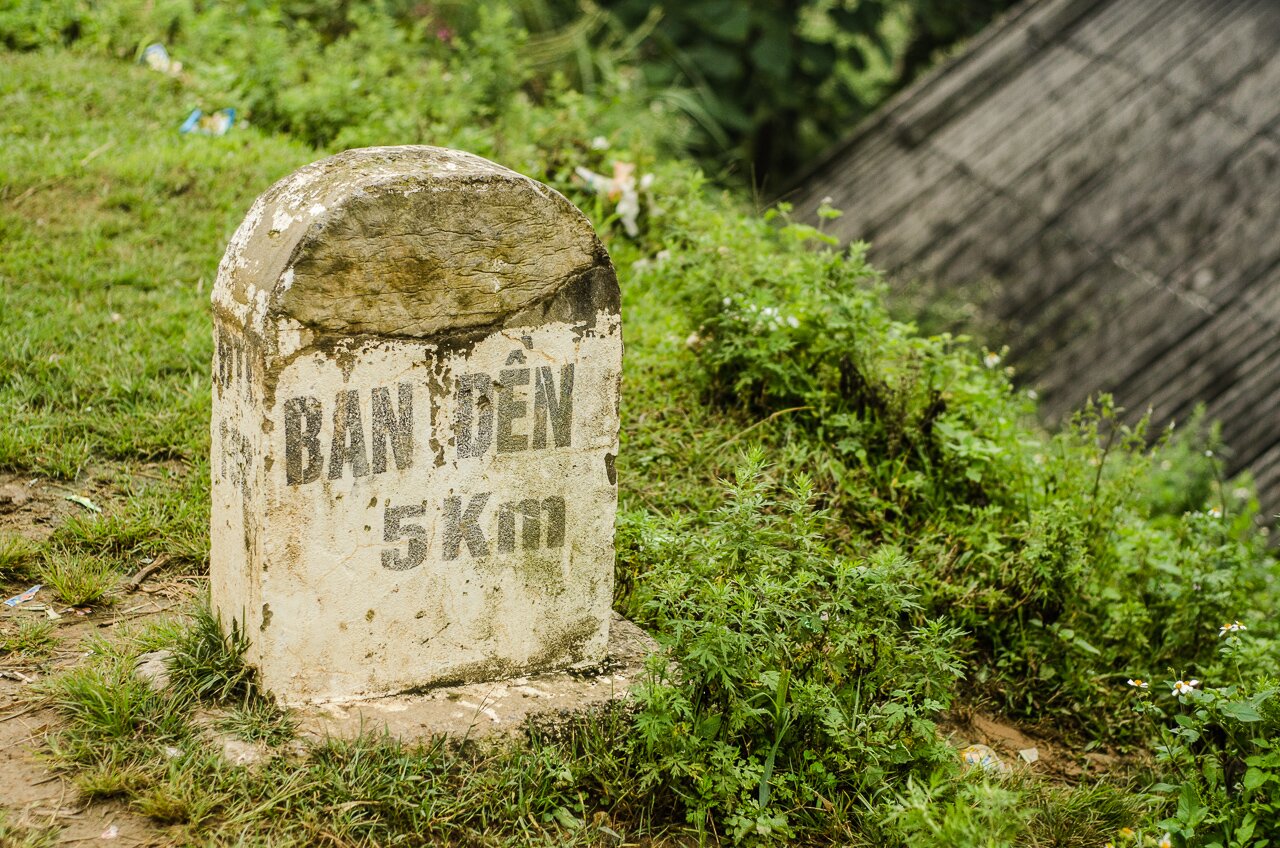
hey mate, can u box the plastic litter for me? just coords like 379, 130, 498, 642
140, 43, 182, 77
0, 670, 36, 683
64, 494, 101, 513
1019, 747, 1040, 764
4, 584, 41, 607
959, 743, 1010, 774
16, 603, 58, 620
573, 162, 653, 238
100, 823, 119, 840
180, 108, 235, 136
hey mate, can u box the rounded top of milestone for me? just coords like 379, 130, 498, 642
213, 146, 612, 341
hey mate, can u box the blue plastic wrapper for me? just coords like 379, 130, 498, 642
180, 108, 235, 136
960, 743, 1011, 774
140, 43, 182, 76
4, 584, 41, 607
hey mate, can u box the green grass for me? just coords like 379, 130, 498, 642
37, 548, 119, 606
0, 52, 314, 480
0, 617, 56, 657
166, 603, 253, 704
44, 616, 677, 844
214, 699, 297, 747
0, 810, 58, 848
0, 533, 40, 582
0, 51, 717, 842
50, 464, 210, 564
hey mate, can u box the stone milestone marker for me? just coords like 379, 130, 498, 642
210, 146, 621, 706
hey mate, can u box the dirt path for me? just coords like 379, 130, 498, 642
0, 699, 164, 846
2, 469, 190, 845
0, 603, 188, 847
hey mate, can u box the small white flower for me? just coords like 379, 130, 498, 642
1219, 620, 1247, 636
1232, 487, 1251, 500
1160, 459, 1173, 470
1032, 453, 1045, 465
983, 351, 1001, 368
786, 316, 799, 328
1173, 679, 1200, 696
1026, 389, 1038, 400
1158, 834, 1172, 848
1127, 678, 1149, 689
684, 332, 702, 350
590, 135, 610, 150
655, 249, 672, 264
1208, 506, 1222, 518
722, 296, 732, 307
1205, 449, 1214, 458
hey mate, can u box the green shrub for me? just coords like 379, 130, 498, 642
600, 0, 1020, 182
647, 198, 1280, 739
626, 450, 962, 839
0, 0, 678, 187
1132, 628, 1280, 846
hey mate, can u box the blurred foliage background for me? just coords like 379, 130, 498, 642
598, 0, 1019, 186
3, 0, 1018, 188
503, 0, 1020, 186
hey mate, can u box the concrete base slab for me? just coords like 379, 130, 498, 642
294, 614, 657, 742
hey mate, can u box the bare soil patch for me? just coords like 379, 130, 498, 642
0, 475, 83, 543
0, 702, 168, 846
939, 707, 1133, 783
1, 467, 194, 846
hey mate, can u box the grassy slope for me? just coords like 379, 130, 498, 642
4, 42, 1277, 848
0, 48, 746, 846
0, 51, 313, 479
0, 46, 735, 506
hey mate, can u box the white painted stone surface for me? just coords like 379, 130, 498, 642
210, 146, 621, 705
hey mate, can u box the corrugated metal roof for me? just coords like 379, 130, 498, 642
788, 0, 1280, 505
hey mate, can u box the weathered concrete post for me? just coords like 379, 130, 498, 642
210, 146, 621, 705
